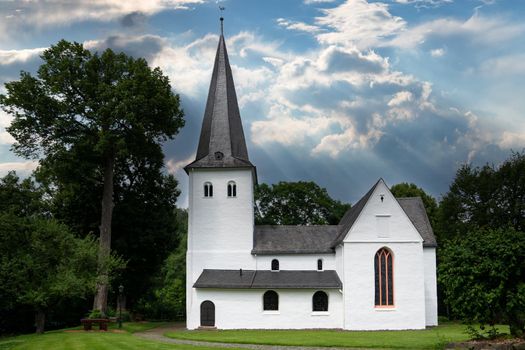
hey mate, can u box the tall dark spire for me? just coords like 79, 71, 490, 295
185, 19, 254, 173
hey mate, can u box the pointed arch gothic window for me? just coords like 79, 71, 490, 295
375, 247, 394, 307
227, 181, 237, 197
312, 291, 328, 311
204, 182, 213, 197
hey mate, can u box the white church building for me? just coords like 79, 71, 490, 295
184, 23, 438, 330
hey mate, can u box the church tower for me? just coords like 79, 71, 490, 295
184, 18, 256, 328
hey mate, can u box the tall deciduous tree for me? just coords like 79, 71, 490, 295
0, 40, 184, 314
439, 151, 525, 238
255, 181, 350, 225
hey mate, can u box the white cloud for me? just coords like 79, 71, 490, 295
0, 47, 45, 65
277, 18, 321, 34
3, 0, 203, 28
499, 131, 525, 149
0, 111, 15, 145
0, 0, 205, 44
388, 91, 413, 107
0, 161, 38, 176
250, 40, 434, 158
312, 120, 383, 157
166, 154, 195, 175
315, 0, 406, 49
393, 0, 453, 8
389, 13, 525, 49
430, 48, 445, 57
0, 132, 15, 145
133, 33, 218, 97
480, 54, 525, 76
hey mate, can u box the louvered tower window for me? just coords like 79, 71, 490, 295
204, 182, 213, 197
227, 181, 237, 197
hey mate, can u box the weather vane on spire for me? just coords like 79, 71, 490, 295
218, 2, 225, 35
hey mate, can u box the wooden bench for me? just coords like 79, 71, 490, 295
80, 318, 109, 331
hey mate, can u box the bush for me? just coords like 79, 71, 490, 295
439, 227, 525, 338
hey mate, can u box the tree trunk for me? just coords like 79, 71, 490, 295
92, 153, 115, 316
509, 312, 525, 338
35, 309, 45, 334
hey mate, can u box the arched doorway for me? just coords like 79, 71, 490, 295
200, 300, 215, 327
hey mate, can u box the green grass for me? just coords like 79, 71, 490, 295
165, 322, 509, 349
107, 321, 169, 333
0, 323, 244, 350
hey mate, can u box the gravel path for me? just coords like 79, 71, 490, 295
134, 323, 378, 350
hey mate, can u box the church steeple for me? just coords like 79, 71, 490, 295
185, 19, 254, 173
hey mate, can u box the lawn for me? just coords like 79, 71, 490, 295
0, 323, 244, 350
165, 322, 509, 349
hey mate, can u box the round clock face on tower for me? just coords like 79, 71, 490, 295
214, 151, 224, 160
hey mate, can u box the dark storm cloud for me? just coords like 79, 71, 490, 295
321, 46, 386, 74
86, 35, 165, 62
0, 50, 44, 88
121, 11, 148, 28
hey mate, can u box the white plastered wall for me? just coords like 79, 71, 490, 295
423, 247, 438, 326
188, 289, 343, 329
341, 180, 426, 330
186, 168, 256, 329
255, 254, 335, 271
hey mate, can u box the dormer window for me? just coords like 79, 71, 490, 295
204, 182, 213, 197
271, 259, 279, 271
227, 181, 237, 197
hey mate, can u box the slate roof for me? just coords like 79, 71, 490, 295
185, 34, 254, 173
397, 197, 437, 247
252, 225, 339, 255
330, 179, 437, 248
194, 269, 342, 289
330, 179, 381, 248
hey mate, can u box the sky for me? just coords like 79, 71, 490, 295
0, 0, 524, 207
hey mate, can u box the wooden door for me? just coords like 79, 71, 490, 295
200, 300, 215, 327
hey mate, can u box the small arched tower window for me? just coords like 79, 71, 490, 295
204, 182, 213, 197
263, 290, 278, 311
375, 247, 394, 307
271, 259, 279, 271
227, 181, 237, 197
317, 259, 323, 271
312, 291, 328, 311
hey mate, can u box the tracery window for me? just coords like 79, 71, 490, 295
312, 291, 328, 311
204, 182, 213, 197
227, 181, 237, 197
263, 290, 278, 311
375, 248, 394, 307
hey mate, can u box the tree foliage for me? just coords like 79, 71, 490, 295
390, 182, 438, 229
255, 181, 350, 225
0, 40, 184, 313
439, 227, 525, 338
0, 172, 124, 333
439, 151, 525, 238
135, 209, 187, 320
